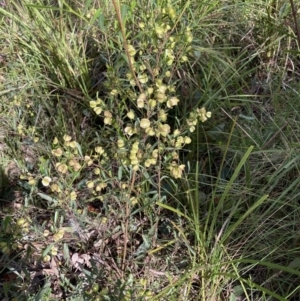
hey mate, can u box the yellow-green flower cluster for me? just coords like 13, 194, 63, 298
94, 145, 108, 164
52, 135, 78, 159
155, 81, 168, 103
53, 228, 65, 242
69, 159, 82, 172
187, 107, 212, 132
129, 141, 140, 171
137, 93, 147, 108
124, 124, 138, 137
87, 179, 107, 195
134, 84, 179, 113
130, 196, 138, 206
158, 109, 168, 122
84, 155, 94, 166
164, 48, 175, 66
50, 183, 62, 193
15, 123, 39, 141
128, 44, 137, 57
16, 218, 30, 233
126, 72, 136, 86
154, 23, 171, 39
117, 139, 126, 154
42, 176, 52, 187
47, 135, 92, 200
197, 107, 212, 122
167, 96, 179, 108
63, 135, 76, 148
172, 135, 192, 148
0, 217, 27, 254
140, 118, 151, 129
127, 109, 135, 119
0, 241, 18, 255
163, 5, 176, 21
169, 161, 185, 179
89, 98, 114, 125
122, 277, 154, 301
95, 146, 105, 156
95, 182, 107, 192
40, 174, 78, 204
56, 162, 68, 174
85, 8, 97, 19
19, 173, 36, 186
144, 149, 159, 168
89, 98, 105, 115
155, 123, 171, 137
115, 139, 130, 164
104, 110, 113, 125
138, 72, 148, 84
185, 26, 193, 44
66, 190, 77, 201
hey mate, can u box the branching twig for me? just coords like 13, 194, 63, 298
121, 170, 136, 275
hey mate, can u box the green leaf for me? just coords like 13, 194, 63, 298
118, 166, 123, 180
42, 243, 55, 258
63, 243, 70, 266
157, 202, 191, 221
37, 192, 57, 204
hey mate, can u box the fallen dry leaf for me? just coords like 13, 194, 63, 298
71, 252, 92, 271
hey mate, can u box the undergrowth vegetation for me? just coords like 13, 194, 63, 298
1, 0, 300, 300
